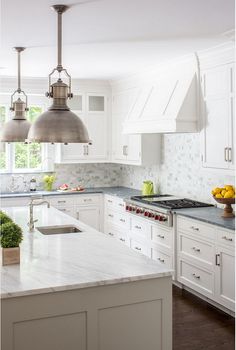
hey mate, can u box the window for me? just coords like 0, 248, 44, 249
0, 101, 52, 173
13, 106, 43, 171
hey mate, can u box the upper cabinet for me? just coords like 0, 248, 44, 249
56, 90, 110, 164
111, 88, 161, 165
199, 44, 235, 172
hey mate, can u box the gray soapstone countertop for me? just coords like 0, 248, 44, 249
0, 186, 141, 200
174, 207, 235, 231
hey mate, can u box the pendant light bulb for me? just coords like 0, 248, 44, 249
27, 5, 90, 144
0, 47, 31, 143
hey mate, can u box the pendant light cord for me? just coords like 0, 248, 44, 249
57, 10, 63, 72
14, 47, 25, 93
17, 49, 21, 92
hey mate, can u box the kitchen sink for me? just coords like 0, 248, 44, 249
36, 225, 82, 235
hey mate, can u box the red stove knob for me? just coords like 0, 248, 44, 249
126, 205, 129, 211
129, 206, 133, 211
155, 215, 160, 220
136, 208, 140, 214
159, 216, 163, 221
144, 211, 149, 216
148, 213, 154, 218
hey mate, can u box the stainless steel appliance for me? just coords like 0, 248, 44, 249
125, 195, 213, 227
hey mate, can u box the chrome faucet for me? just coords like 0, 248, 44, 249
28, 197, 50, 231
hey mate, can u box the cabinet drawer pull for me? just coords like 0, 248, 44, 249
58, 200, 66, 203
135, 225, 142, 229
108, 232, 114, 236
157, 234, 165, 239
157, 257, 165, 263
228, 147, 232, 162
222, 236, 233, 242
120, 238, 125, 242
108, 200, 113, 203
215, 254, 221, 266
192, 247, 201, 252
120, 218, 125, 223
135, 246, 141, 251
192, 273, 200, 279
108, 214, 114, 218
59, 208, 67, 212
84, 198, 92, 202
190, 226, 199, 231
224, 147, 228, 162
119, 203, 124, 207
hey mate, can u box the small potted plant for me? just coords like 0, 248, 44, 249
0, 212, 23, 266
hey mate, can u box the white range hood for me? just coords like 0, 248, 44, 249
123, 56, 199, 134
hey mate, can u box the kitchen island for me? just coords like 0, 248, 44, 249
1, 206, 172, 350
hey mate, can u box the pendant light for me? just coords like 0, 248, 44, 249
1, 47, 31, 142
27, 5, 90, 144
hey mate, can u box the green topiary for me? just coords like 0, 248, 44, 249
1, 222, 23, 248
0, 211, 13, 226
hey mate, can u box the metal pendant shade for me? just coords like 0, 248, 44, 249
27, 5, 90, 144
1, 47, 31, 142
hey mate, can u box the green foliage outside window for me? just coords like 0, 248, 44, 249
14, 106, 43, 170
0, 104, 44, 171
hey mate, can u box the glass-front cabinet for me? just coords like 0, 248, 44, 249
56, 93, 109, 163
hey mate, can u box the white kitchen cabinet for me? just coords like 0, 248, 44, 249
177, 215, 235, 311
76, 206, 100, 231
112, 88, 160, 165
56, 92, 109, 163
201, 63, 235, 172
215, 245, 235, 311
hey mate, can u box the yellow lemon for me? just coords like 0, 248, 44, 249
225, 185, 234, 191
212, 187, 222, 195
224, 190, 234, 198
215, 193, 223, 198
221, 189, 227, 196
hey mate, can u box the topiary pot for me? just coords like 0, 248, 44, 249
2, 247, 20, 266
1, 221, 23, 266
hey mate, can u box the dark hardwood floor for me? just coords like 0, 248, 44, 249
173, 286, 235, 350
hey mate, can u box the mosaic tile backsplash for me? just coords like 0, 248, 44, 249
119, 133, 235, 203
0, 133, 234, 203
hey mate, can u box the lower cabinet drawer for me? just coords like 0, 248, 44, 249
151, 225, 172, 249
117, 233, 130, 247
177, 216, 215, 241
57, 207, 76, 218
76, 195, 100, 206
217, 229, 235, 249
130, 239, 151, 257
178, 234, 214, 269
178, 259, 214, 298
152, 248, 172, 269
131, 217, 151, 239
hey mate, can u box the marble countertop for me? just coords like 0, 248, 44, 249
174, 207, 235, 231
0, 186, 141, 200
1, 206, 171, 299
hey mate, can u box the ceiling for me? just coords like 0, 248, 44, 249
0, 0, 234, 80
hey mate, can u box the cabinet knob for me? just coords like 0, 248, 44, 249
192, 273, 200, 279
